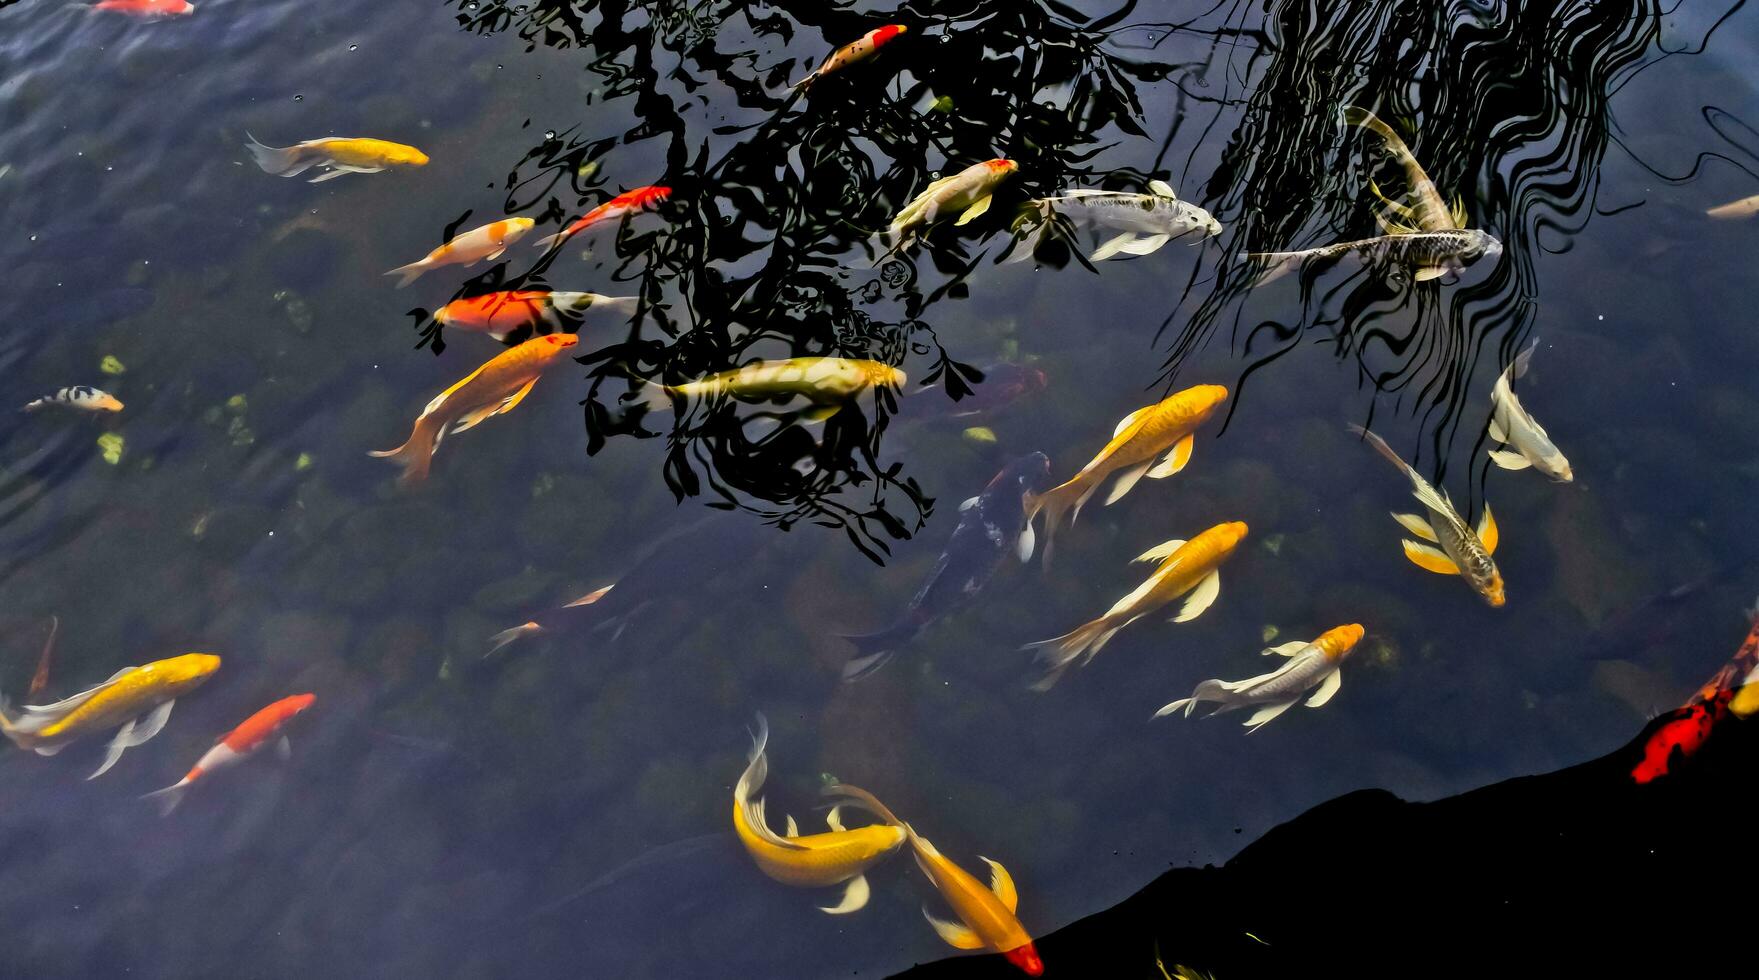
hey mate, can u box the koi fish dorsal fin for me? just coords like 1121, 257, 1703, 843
1477, 503, 1500, 555
923, 908, 985, 950
980, 856, 1019, 913
1148, 179, 1178, 199
1263, 640, 1309, 657
1134, 539, 1186, 564
1401, 539, 1461, 575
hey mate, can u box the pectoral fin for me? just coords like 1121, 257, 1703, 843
980, 856, 1019, 913
1148, 179, 1178, 198
1172, 570, 1221, 623
1016, 523, 1036, 563
1476, 503, 1500, 555
1306, 669, 1343, 707
954, 194, 994, 226
276, 735, 293, 760
923, 908, 985, 949
89, 718, 137, 780
1263, 640, 1308, 657
1102, 460, 1154, 506
959, 495, 980, 512
1113, 233, 1172, 256
1401, 539, 1461, 575
825, 806, 846, 832
452, 379, 539, 434
1091, 232, 1138, 261
1391, 512, 1439, 542
1413, 266, 1447, 282
1488, 449, 1531, 471
1134, 539, 1186, 564
126, 700, 175, 747
1146, 434, 1194, 479
1243, 699, 1298, 732
819, 874, 870, 915
785, 814, 800, 838
1487, 415, 1509, 443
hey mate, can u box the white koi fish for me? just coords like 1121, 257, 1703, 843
1154, 624, 1363, 732
885, 159, 1018, 254
1012, 180, 1221, 263
384, 218, 536, 288
1487, 342, 1572, 482
21, 386, 124, 413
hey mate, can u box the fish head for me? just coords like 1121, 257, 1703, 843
156, 653, 222, 692
507, 217, 537, 236
540, 333, 581, 354
1481, 569, 1507, 607
1182, 383, 1230, 423
1210, 520, 1249, 553
92, 392, 125, 412
1321, 623, 1366, 658
284, 693, 318, 716
388, 144, 431, 167
861, 362, 908, 389
997, 451, 1053, 495
1467, 229, 1503, 261
985, 159, 1020, 179
874, 23, 908, 45
1002, 941, 1044, 976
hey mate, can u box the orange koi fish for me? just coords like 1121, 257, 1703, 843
0, 653, 221, 779
532, 186, 671, 251
143, 694, 316, 815
385, 218, 536, 288
94, 0, 193, 16
28, 616, 59, 702
434, 290, 638, 341
1026, 384, 1227, 565
794, 24, 908, 89
370, 333, 579, 484
1632, 610, 1759, 784
833, 785, 1043, 976
1024, 521, 1247, 690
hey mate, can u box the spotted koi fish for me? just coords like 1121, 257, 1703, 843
21, 386, 123, 413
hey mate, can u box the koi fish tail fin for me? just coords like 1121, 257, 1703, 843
243, 133, 313, 177
1152, 680, 1230, 719
530, 228, 573, 252
1025, 485, 1083, 570
367, 424, 437, 485
382, 260, 430, 290
1023, 618, 1118, 691
1341, 105, 1413, 158
1243, 251, 1299, 286
823, 782, 904, 829
1346, 424, 1414, 477
484, 622, 544, 658
790, 70, 820, 91
627, 381, 676, 418
1004, 201, 1056, 264
0, 696, 26, 749
141, 781, 189, 817
837, 620, 923, 681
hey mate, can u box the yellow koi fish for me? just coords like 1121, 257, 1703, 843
732, 715, 906, 914
1343, 106, 1468, 281
384, 218, 536, 288
0, 653, 220, 779
636, 357, 905, 419
887, 159, 1019, 253
1351, 425, 1504, 606
1026, 384, 1227, 565
244, 133, 429, 182
832, 784, 1043, 976
371, 333, 579, 484
1024, 521, 1248, 690
1155, 623, 1363, 732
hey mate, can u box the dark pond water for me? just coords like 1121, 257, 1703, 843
3, 0, 1758, 976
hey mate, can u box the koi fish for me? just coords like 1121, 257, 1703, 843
370, 333, 579, 484
732, 716, 906, 914
1012, 181, 1221, 263
384, 218, 536, 288
831, 784, 1042, 976
633, 357, 905, 419
1244, 229, 1501, 286
1154, 624, 1364, 732
840, 453, 1051, 680
141, 693, 315, 815
1343, 105, 1465, 237
29, 616, 58, 702
244, 133, 428, 182
0, 653, 220, 779
434, 290, 638, 341
1706, 194, 1759, 219
1024, 521, 1248, 691
1350, 425, 1504, 607
21, 386, 124, 413
1025, 384, 1227, 566
531, 186, 671, 251
793, 24, 908, 89
886, 159, 1019, 254
1632, 607, 1759, 783
1487, 341, 1572, 482
94, 0, 193, 15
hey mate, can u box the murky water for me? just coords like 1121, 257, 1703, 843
3, 0, 1758, 976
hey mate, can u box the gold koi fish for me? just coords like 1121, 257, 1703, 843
244, 133, 428, 182
0, 653, 220, 779
635, 357, 905, 420
886, 159, 1018, 254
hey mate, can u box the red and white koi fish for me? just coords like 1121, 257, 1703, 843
531, 186, 671, 251
1632, 608, 1759, 784
793, 25, 908, 89
434, 290, 638, 341
94, 0, 193, 17
143, 694, 316, 815
385, 218, 536, 289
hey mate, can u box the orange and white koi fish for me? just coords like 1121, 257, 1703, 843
370, 333, 579, 484
887, 159, 1018, 253
1350, 425, 1504, 606
531, 186, 671, 251
794, 24, 908, 89
0, 653, 221, 779
142, 693, 315, 815
832, 784, 1043, 976
244, 133, 428, 182
1025, 384, 1227, 565
21, 386, 124, 413
94, 0, 193, 16
1155, 624, 1363, 732
434, 290, 638, 341
1707, 194, 1759, 219
385, 218, 536, 288
1024, 521, 1248, 690
732, 715, 906, 914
